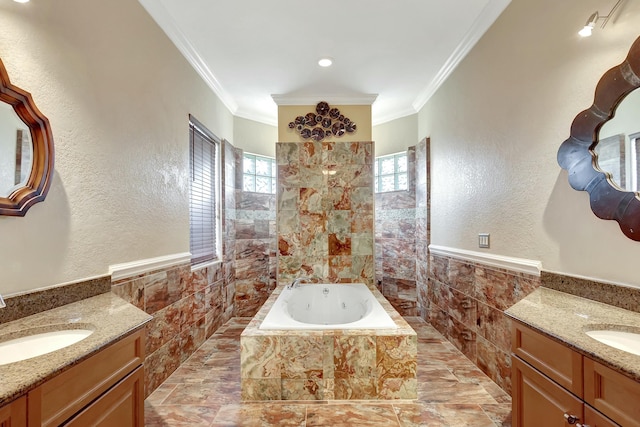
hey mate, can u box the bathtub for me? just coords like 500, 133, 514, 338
259, 283, 398, 330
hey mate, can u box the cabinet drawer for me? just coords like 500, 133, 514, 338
512, 356, 583, 427
512, 321, 583, 397
584, 358, 640, 427
65, 366, 144, 427
28, 329, 144, 427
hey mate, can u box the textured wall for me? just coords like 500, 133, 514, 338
277, 141, 375, 287
112, 140, 239, 396
418, 0, 640, 287
0, 0, 234, 295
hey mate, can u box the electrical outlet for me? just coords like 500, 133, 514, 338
478, 233, 490, 248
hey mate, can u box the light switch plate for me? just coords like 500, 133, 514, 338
478, 233, 490, 248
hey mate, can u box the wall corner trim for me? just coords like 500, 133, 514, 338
428, 245, 542, 276
109, 252, 192, 282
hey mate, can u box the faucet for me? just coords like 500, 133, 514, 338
287, 277, 311, 289
0, 294, 5, 308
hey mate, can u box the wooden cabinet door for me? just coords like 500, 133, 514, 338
584, 405, 620, 427
65, 366, 144, 427
0, 396, 26, 427
584, 358, 640, 427
512, 356, 584, 427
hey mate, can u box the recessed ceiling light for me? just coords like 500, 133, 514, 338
318, 58, 333, 67
13, 0, 30, 3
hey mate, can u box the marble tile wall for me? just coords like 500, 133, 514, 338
112, 262, 231, 397
240, 285, 417, 401
234, 190, 277, 317
426, 253, 540, 394
112, 140, 238, 397
415, 138, 430, 321
276, 141, 375, 288
374, 147, 417, 316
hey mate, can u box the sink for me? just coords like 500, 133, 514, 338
585, 329, 640, 356
0, 328, 94, 366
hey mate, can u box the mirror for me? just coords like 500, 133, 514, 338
594, 88, 640, 192
0, 58, 54, 216
0, 103, 33, 196
558, 35, 640, 241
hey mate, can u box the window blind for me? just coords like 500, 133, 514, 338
189, 117, 219, 265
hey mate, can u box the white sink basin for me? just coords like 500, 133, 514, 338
585, 329, 640, 356
0, 328, 94, 366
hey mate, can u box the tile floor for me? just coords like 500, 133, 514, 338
145, 317, 512, 426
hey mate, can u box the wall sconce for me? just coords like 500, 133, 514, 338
579, 0, 625, 37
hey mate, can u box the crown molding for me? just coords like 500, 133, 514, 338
412, 0, 511, 112
429, 244, 542, 276
138, 0, 238, 114
372, 106, 420, 126
234, 108, 278, 127
271, 94, 378, 106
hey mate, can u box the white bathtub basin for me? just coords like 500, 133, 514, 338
585, 329, 640, 356
0, 328, 94, 365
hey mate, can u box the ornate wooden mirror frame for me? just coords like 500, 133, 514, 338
0, 58, 54, 216
558, 36, 640, 241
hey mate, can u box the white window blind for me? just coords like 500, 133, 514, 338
189, 116, 220, 265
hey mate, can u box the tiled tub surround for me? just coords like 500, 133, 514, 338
240, 284, 417, 401
112, 261, 232, 396
277, 141, 375, 287
0, 292, 151, 405
506, 287, 640, 382
426, 252, 541, 393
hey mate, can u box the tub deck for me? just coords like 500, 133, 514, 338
240, 284, 417, 401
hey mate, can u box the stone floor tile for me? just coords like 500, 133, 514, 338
145, 316, 512, 426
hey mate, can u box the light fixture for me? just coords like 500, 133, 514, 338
578, 0, 625, 37
318, 58, 333, 68
13, 0, 30, 3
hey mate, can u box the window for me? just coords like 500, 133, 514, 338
374, 152, 408, 193
243, 153, 276, 194
189, 115, 220, 265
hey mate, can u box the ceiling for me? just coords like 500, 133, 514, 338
138, 0, 511, 126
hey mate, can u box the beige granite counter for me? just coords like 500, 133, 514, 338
0, 292, 152, 406
506, 286, 640, 382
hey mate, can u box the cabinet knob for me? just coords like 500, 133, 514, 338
564, 413, 580, 424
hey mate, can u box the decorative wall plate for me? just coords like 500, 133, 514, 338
290, 101, 357, 141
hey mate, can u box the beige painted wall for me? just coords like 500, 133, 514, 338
278, 105, 371, 142
0, 0, 234, 295
233, 116, 278, 157
372, 114, 419, 156
419, 0, 640, 287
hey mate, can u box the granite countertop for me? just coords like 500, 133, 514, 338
506, 286, 640, 381
0, 293, 152, 406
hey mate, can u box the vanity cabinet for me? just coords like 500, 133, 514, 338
0, 328, 144, 427
512, 322, 639, 427
0, 396, 27, 427
27, 328, 144, 427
